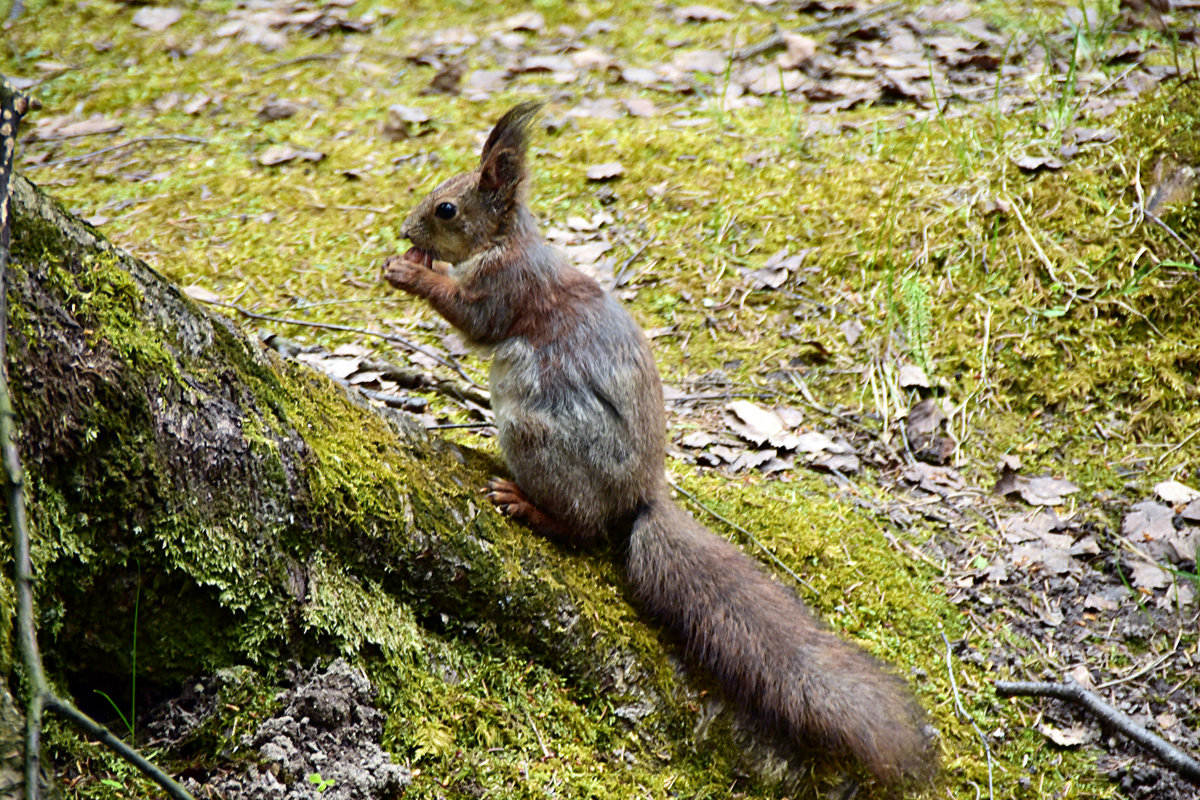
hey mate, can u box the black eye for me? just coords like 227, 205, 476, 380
435, 202, 457, 220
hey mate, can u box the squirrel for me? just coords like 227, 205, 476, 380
382, 102, 935, 787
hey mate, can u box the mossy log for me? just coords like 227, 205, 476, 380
0, 174, 709, 792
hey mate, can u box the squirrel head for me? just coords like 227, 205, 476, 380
398, 101, 543, 267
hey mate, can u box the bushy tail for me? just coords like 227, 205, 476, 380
626, 494, 934, 785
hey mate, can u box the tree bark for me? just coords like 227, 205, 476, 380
0, 173, 679, 786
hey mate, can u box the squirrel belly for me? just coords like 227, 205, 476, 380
627, 495, 934, 784
384, 101, 935, 788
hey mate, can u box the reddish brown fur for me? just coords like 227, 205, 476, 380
384, 103, 936, 789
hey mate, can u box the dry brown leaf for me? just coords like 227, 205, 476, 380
33, 115, 123, 140
182, 284, 221, 304
1154, 480, 1200, 505
502, 11, 545, 32
1013, 153, 1065, 172
725, 401, 785, 445
674, 50, 728, 74
259, 144, 325, 166
740, 66, 804, 95
1145, 158, 1199, 216
1019, 476, 1080, 506
258, 99, 301, 121
133, 7, 183, 32
674, 5, 734, 22
777, 32, 817, 69
585, 162, 625, 181
383, 104, 433, 140
898, 364, 930, 389
462, 69, 507, 98
623, 97, 658, 118
1039, 723, 1092, 747
1129, 560, 1170, 590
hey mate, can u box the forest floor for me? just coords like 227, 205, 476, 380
4, 1, 1200, 799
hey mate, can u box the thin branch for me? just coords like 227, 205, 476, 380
1141, 206, 1200, 270
200, 297, 484, 389
1, 74, 196, 800
43, 697, 195, 800
36, 135, 208, 168
941, 629, 994, 800
995, 679, 1200, 785
667, 478, 816, 594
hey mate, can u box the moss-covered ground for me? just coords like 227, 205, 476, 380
4, 0, 1199, 798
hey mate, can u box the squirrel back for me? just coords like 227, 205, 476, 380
384, 102, 935, 788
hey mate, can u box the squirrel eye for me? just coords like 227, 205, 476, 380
435, 202, 457, 220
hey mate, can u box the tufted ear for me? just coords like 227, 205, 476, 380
478, 101, 543, 195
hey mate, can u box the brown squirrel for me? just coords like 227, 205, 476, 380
382, 102, 935, 786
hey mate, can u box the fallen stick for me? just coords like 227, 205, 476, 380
995, 679, 1200, 786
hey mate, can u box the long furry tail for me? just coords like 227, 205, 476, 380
626, 494, 934, 785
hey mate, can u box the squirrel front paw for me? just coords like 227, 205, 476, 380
382, 253, 424, 291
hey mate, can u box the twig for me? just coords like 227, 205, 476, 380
667, 478, 816, 594
732, 1, 902, 61
995, 678, 1200, 785
36, 135, 208, 168
940, 629, 994, 800
200, 297, 484, 389
252, 53, 340, 75
1141, 206, 1200, 269
2, 75, 196, 800
613, 235, 655, 288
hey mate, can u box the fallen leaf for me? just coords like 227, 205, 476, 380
623, 97, 658, 118
182, 284, 221, 304
1129, 560, 1170, 590
674, 5, 734, 22
182, 94, 211, 115
423, 60, 467, 95
383, 104, 433, 140
132, 6, 183, 32
679, 431, 717, 449
725, 401, 785, 445
674, 50, 728, 74
259, 144, 325, 166
777, 32, 817, 69
1145, 160, 1198, 215
33, 115, 123, 140
1019, 476, 1080, 507
586, 162, 625, 181
1039, 723, 1092, 747
1067, 664, 1095, 690
619, 66, 660, 85
794, 431, 837, 454
258, 99, 301, 121
502, 11, 545, 32
906, 398, 947, 438
1083, 592, 1118, 611
1154, 479, 1200, 505
1122, 500, 1200, 565
463, 69, 507, 98
840, 319, 864, 347
1013, 153, 1065, 172
740, 66, 804, 95
898, 364, 930, 389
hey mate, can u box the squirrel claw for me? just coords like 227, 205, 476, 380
486, 477, 536, 520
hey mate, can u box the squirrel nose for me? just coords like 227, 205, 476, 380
398, 222, 411, 241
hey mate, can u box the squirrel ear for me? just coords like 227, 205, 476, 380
478, 101, 543, 194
